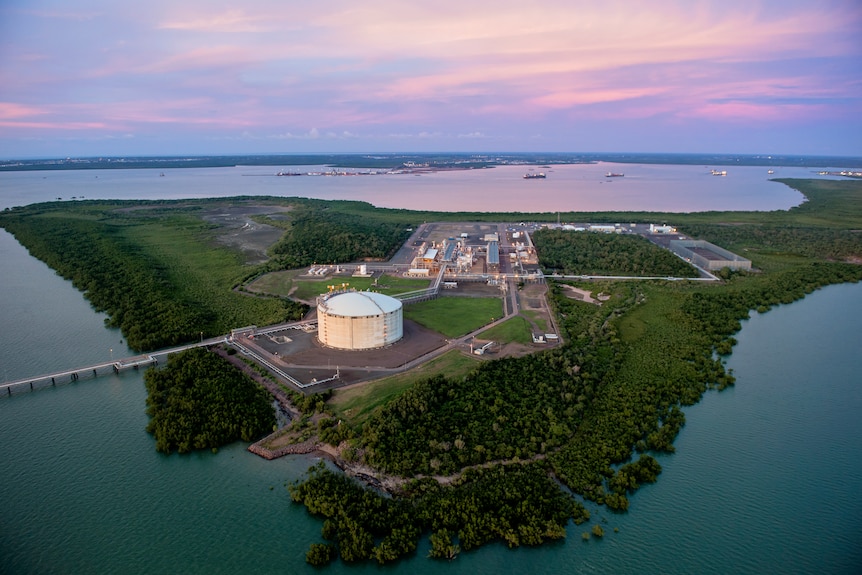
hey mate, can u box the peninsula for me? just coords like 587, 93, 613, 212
1, 177, 860, 566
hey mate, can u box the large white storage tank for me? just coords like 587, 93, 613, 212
317, 291, 403, 350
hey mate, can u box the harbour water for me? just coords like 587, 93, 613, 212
1, 161, 849, 213
1, 168, 861, 573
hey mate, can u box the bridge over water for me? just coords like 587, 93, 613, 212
0, 339, 221, 397
1, 321, 320, 397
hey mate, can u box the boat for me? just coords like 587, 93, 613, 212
767, 170, 774, 174
523, 172, 546, 179
711, 169, 727, 176
605, 172, 624, 178
276, 170, 302, 176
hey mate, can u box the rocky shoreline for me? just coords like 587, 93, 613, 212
247, 438, 319, 460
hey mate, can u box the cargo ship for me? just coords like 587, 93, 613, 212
605, 172, 624, 177
523, 172, 546, 179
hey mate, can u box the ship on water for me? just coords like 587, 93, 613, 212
605, 172, 624, 178
523, 172, 546, 179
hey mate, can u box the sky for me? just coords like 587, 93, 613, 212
1, 0, 860, 158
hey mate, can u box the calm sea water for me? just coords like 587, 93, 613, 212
1, 161, 850, 213
1, 169, 861, 574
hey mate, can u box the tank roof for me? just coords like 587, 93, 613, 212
319, 291, 402, 317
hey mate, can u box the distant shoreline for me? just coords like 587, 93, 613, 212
2, 152, 861, 172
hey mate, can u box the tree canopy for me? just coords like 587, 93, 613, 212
145, 348, 275, 453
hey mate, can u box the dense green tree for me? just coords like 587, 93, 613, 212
306, 543, 336, 566
144, 348, 275, 453
533, 229, 699, 277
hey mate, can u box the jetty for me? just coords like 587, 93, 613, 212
0, 337, 227, 397
2, 355, 158, 396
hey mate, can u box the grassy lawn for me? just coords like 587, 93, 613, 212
404, 296, 504, 338
329, 350, 480, 428
477, 315, 533, 344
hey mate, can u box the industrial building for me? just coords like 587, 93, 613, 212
486, 241, 500, 271
669, 240, 752, 271
317, 291, 404, 350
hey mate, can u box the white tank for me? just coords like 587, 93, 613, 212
317, 291, 403, 350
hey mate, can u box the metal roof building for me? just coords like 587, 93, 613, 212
487, 241, 500, 270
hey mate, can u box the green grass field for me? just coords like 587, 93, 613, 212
404, 296, 504, 338
329, 350, 480, 428
477, 315, 534, 344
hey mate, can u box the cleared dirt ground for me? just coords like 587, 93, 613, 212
199, 203, 291, 264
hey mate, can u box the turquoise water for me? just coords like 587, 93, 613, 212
2, 200, 862, 572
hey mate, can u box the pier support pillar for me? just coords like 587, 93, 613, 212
30, 381, 33, 390
93, 369, 97, 377
52, 377, 55, 385
6, 387, 10, 396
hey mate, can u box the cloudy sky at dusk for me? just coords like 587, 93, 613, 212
1, 0, 860, 158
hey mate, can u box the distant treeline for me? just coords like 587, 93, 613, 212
3, 153, 860, 172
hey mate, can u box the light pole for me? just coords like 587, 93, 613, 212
110, 348, 113, 362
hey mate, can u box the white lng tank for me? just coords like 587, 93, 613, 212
317, 291, 403, 350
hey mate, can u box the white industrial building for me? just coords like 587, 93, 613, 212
317, 291, 403, 350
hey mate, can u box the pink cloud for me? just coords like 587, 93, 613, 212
158, 9, 271, 33
0, 102, 49, 120
2, 0, 860, 153
530, 87, 667, 109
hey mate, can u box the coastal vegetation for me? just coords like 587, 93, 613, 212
144, 348, 275, 453
0, 200, 306, 351
289, 461, 588, 565
2, 178, 861, 565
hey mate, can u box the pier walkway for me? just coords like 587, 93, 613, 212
0, 338, 224, 397
2, 356, 157, 396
